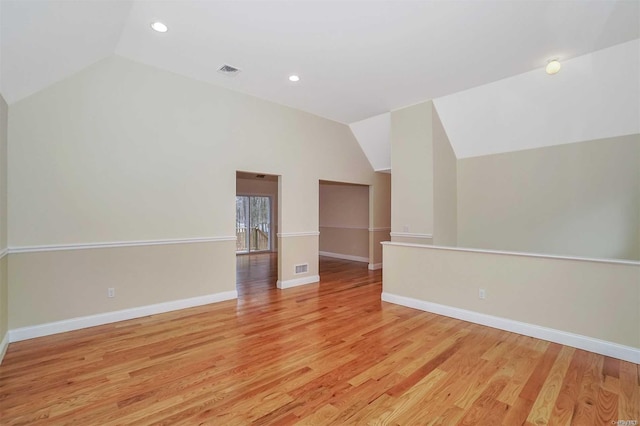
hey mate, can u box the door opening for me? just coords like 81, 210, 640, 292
318, 180, 370, 266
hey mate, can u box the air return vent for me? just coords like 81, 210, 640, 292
217, 64, 241, 76
295, 263, 308, 274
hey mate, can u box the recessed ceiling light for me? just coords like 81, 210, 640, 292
545, 59, 561, 75
289, 75, 300, 82
151, 22, 168, 33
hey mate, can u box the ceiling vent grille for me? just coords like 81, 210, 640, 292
218, 64, 241, 76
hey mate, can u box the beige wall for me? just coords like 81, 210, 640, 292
319, 227, 369, 260
319, 182, 368, 228
0, 94, 7, 348
391, 101, 434, 243
236, 177, 278, 251
0, 94, 6, 251
383, 243, 640, 350
278, 235, 320, 282
319, 182, 369, 260
9, 242, 235, 328
7, 55, 377, 329
369, 172, 391, 266
9, 56, 375, 246
458, 134, 640, 261
432, 105, 457, 246
0, 256, 7, 342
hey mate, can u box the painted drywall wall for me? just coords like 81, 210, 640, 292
369, 172, 391, 267
278, 234, 320, 284
383, 243, 640, 353
9, 242, 235, 328
390, 101, 434, 244
434, 39, 640, 159
7, 55, 377, 328
0, 93, 7, 355
391, 100, 457, 246
236, 177, 278, 251
0, 256, 6, 355
319, 182, 369, 228
8, 56, 375, 246
0, 95, 6, 252
319, 182, 369, 260
432, 106, 457, 246
458, 134, 640, 261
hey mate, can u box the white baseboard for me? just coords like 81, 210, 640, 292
319, 251, 368, 263
381, 292, 640, 364
0, 331, 8, 364
277, 275, 320, 289
368, 263, 383, 270
9, 291, 238, 343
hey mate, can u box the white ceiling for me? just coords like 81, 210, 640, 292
0, 0, 133, 105
349, 112, 391, 171
434, 39, 640, 159
1, 0, 638, 125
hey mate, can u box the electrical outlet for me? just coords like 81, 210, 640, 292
403, 225, 409, 232
108, 287, 115, 298
478, 288, 486, 299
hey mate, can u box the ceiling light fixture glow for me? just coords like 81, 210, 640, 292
289, 75, 300, 82
151, 22, 168, 33
545, 59, 561, 75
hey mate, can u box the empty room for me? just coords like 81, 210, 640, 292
0, 1, 638, 425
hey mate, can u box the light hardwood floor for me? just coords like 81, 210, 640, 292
0, 254, 638, 425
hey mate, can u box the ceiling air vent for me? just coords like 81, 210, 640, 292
217, 64, 241, 76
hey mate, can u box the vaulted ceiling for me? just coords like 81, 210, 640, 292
2, 0, 638, 125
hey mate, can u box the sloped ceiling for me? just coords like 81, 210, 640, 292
0, 0, 133, 104
1, 1, 638, 166
434, 39, 640, 159
349, 113, 391, 172
2, 0, 639, 125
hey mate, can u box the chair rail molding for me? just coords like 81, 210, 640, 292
8, 236, 237, 254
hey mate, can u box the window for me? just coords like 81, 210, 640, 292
236, 196, 271, 253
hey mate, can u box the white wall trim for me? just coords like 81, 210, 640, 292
389, 232, 433, 239
8, 236, 237, 254
381, 241, 640, 266
319, 225, 369, 230
0, 248, 7, 259
276, 232, 320, 238
368, 263, 383, 270
319, 251, 369, 263
368, 227, 391, 232
381, 292, 640, 364
277, 275, 320, 289
9, 291, 238, 342
0, 332, 8, 364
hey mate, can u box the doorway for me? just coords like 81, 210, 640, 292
236, 171, 280, 295
318, 180, 370, 266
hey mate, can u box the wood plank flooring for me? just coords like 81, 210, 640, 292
1, 254, 638, 425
